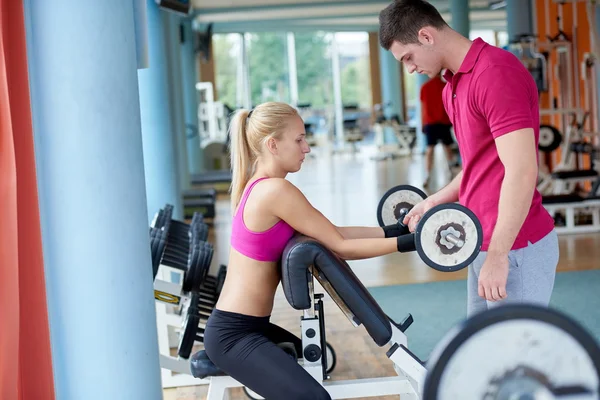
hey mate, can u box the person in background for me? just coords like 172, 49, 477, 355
420, 71, 455, 187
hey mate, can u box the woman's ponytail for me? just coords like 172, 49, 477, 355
229, 109, 253, 211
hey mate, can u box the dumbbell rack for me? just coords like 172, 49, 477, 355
150, 204, 226, 388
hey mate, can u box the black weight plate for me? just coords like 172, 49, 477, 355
538, 124, 562, 153
177, 311, 201, 359
183, 244, 200, 293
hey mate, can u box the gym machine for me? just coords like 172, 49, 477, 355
370, 102, 417, 161
510, 1, 600, 234
189, 82, 233, 192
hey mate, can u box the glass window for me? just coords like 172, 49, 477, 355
212, 33, 242, 109
294, 31, 334, 109
335, 32, 372, 110
245, 32, 290, 106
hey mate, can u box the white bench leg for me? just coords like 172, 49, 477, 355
206, 377, 231, 400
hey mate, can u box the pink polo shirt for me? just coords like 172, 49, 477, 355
442, 38, 555, 251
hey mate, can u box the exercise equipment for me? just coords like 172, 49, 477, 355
392, 203, 483, 273
377, 184, 428, 227
191, 234, 426, 399
191, 235, 600, 399
370, 102, 417, 161
182, 188, 217, 221
539, 124, 563, 153
192, 82, 233, 193
423, 304, 600, 400
542, 177, 600, 234
378, 185, 483, 272
150, 204, 226, 388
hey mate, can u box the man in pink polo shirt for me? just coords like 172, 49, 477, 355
378, 0, 558, 317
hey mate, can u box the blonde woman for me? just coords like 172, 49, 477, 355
203, 102, 413, 399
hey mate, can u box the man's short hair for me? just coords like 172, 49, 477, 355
379, 0, 449, 50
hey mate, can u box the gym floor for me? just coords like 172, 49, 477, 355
164, 144, 600, 400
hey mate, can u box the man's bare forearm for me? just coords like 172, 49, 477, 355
487, 169, 537, 257
429, 170, 463, 206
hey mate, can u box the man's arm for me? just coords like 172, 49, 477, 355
428, 169, 462, 206
487, 128, 538, 257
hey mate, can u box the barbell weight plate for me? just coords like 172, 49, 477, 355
538, 124, 562, 153
414, 203, 482, 272
423, 305, 600, 400
377, 185, 428, 227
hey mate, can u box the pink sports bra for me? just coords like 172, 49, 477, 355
230, 177, 296, 262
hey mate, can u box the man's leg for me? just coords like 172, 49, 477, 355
486, 230, 559, 309
440, 125, 455, 173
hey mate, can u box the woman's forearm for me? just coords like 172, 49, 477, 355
334, 237, 398, 260
335, 226, 385, 239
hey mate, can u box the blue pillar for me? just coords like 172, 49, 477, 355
506, 0, 533, 42
181, 19, 204, 175
450, 0, 470, 37
379, 47, 404, 143
138, 0, 182, 222
23, 2, 162, 399
163, 12, 190, 193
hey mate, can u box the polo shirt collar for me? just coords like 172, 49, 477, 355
443, 37, 487, 81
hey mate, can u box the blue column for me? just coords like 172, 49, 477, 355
138, 0, 182, 222
23, 2, 162, 399
163, 12, 190, 193
379, 47, 404, 143
181, 19, 204, 175
506, 0, 533, 42
450, 0, 470, 37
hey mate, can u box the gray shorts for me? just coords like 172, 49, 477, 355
467, 230, 559, 317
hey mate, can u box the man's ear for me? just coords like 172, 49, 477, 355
417, 27, 435, 45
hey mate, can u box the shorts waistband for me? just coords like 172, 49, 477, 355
212, 307, 271, 323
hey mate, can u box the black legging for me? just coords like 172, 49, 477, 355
204, 308, 331, 400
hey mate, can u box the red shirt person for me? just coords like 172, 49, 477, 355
420, 73, 454, 187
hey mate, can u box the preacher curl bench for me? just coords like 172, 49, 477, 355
191, 234, 426, 399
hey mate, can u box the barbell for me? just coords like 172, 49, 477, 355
378, 185, 483, 273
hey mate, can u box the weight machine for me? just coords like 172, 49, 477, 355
196, 82, 232, 172
509, 0, 600, 234
370, 102, 417, 161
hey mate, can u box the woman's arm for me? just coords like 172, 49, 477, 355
335, 226, 385, 239
270, 179, 398, 260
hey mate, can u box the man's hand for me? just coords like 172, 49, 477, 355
402, 198, 436, 232
478, 254, 509, 301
